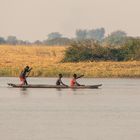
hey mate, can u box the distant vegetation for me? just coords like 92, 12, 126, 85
0, 28, 128, 46
76, 28, 105, 41
0, 27, 140, 62
63, 37, 140, 62
0, 45, 140, 77
103, 30, 127, 46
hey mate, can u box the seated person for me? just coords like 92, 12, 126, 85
70, 74, 84, 87
56, 74, 67, 86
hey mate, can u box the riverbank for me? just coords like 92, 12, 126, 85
0, 45, 140, 77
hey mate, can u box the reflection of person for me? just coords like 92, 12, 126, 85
70, 74, 84, 87
19, 66, 32, 85
56, 74, 67, 86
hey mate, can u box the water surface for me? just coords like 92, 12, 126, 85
0, 77, 140, 140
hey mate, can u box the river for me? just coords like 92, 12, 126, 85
0, 77, 140, 140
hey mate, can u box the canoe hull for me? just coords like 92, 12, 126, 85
8, 83, 102, 89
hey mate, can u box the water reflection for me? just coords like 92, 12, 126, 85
20, 88, 29, 96
56, 88, 63, 97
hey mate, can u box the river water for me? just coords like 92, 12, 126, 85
0, 77, 140, 140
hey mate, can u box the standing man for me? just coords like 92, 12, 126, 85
19, 66, 32, 85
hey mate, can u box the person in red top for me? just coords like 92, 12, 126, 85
19, 66, 32, 85
70, 74, 84, 87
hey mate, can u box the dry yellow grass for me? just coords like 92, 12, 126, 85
0, 45, 140, 77
0, 45, 65, 67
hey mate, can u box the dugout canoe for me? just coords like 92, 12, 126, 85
8, 83, 102, 89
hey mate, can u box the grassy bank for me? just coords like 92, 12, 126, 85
0, 45, 140, 78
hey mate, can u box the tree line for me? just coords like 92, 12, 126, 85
0, 28, 129, 46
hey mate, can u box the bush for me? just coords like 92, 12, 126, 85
63, 39, 140, 62
63, 40, 97, 62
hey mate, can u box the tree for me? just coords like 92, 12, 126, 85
43, 38, 71, 46
0, 37, 6, 44
47, 32, 62, 40
7, 36, 17, 45
75, 29, 87, 40
33, 40, 42, 45
121, 37, 140, 60
87, 28, 105, 41
75, 28, 105, 41
104, 30, 127, 45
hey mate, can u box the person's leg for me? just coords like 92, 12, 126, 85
20, 77, 24, 85
24, 79, 28, 85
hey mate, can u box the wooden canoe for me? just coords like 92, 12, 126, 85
8, 83, 102, 89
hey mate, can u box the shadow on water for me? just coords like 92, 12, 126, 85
56, 88, 63, 97
55, 88, 102, 96
20, 88, 29, 96
72, 89, 102, 95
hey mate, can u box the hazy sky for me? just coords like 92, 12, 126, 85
0, 0, 140, 41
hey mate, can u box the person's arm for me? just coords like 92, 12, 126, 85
28, 68, 32, 72
75, 81, 81, 86
75, 81, 85, 86
60, 79, 68, 87
75, 76, 85, 86
76, 75, 84, 79
26, 68, 32, 77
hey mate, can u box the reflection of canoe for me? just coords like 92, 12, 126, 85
8, 83, 102, 89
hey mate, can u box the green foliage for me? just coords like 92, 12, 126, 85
0, 37, 6, 44
104, 30, 127, 46
121, 38, 140, 60
87, 28, 105, 41
63, 38, 140, 62
7, 36, 18, 45
63, 40, 95, 62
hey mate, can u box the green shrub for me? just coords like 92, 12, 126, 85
63, 39, 140, 62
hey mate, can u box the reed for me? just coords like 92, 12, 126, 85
0, 45, 140, 77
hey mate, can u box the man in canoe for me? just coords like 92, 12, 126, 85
70, 74, 84, 87
56, 74, 68, 86
19, 66, 32, 85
